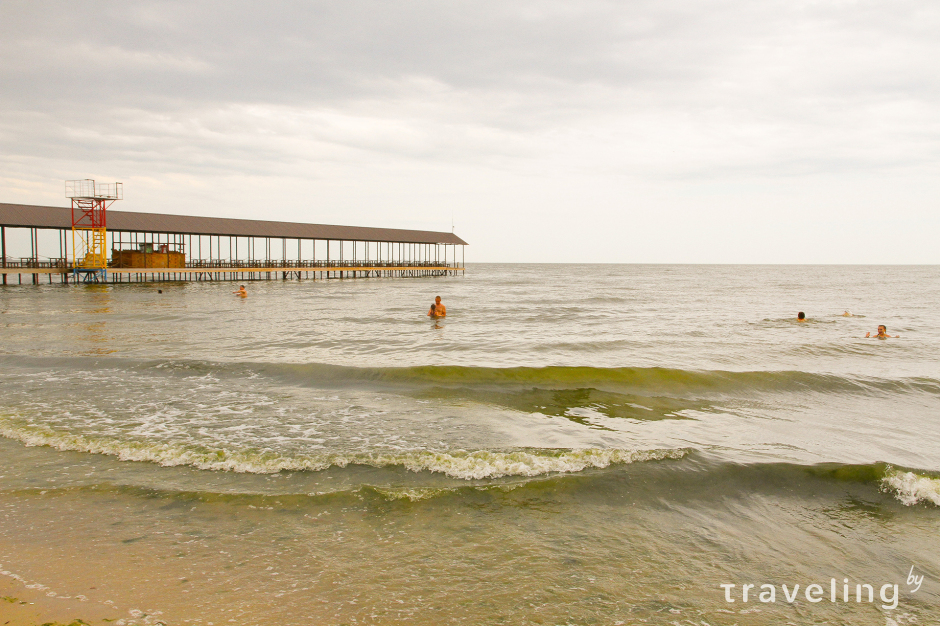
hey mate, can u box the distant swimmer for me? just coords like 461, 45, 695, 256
434, 296, 446, 317
866, 325, 899, 339
842, 311, 853, 317
427, 303, 441, 318
797, 312, 806, 322
234, 285, 247, 298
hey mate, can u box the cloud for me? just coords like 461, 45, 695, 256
1, 0, 938, 261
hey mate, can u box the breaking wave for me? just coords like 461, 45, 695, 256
882, 467, 940, 506
0, 418, 688, 480
3, 414, 939, 509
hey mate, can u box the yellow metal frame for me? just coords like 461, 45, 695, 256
72, 226, 107, 269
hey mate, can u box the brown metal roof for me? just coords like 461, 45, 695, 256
0, 203, 468, 245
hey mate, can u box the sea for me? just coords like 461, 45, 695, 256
0, 263, 938, 625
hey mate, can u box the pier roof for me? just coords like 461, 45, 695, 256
0, 203, 468, 245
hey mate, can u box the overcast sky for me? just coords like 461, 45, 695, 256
1, 1, 938, 262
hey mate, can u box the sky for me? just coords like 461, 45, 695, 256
1, 0, 938, 263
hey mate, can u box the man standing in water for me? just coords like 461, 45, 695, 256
234, 285, 247, 298
434, 296, 446, 317
866, 325, 899, 338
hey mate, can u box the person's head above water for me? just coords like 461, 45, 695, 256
797, 312, 805, 321
866, 324, 898, 338
435, 296, 442, 304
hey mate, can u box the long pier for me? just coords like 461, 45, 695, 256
1, 202, 467, 285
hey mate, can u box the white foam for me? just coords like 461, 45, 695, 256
882, 467, 940, 506
0, 419, 331, 473
0, 418, 687, 479
355, 448, 689, 480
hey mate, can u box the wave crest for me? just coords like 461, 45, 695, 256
357, 448, 690, 480
264, 363, 940, 397
882, 467, 940, 506
0, 419, 687, 480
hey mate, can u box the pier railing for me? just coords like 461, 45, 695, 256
3, 258, 69, 269
5, 259, 460, 270
186, 260, 456, 269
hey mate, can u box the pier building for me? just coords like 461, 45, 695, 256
0, 202, 467, 285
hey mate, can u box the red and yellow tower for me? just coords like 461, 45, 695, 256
65, 179, 122, 282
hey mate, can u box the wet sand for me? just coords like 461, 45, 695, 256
0, 575, 123, 625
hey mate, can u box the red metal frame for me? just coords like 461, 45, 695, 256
70, 197, 108, 229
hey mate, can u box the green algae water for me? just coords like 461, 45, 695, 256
0, 264, 938, 625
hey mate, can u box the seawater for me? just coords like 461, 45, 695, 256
0, 264, 938, 625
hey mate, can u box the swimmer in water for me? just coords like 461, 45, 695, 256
434, 296, 446, 317
842, 311, 852, 317
234, 285, 247, 298
797, 312, 806, 322
866, 325, 899, 339
427, 303, 441, 318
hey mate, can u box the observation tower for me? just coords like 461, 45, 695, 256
65, 179, 122, 282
